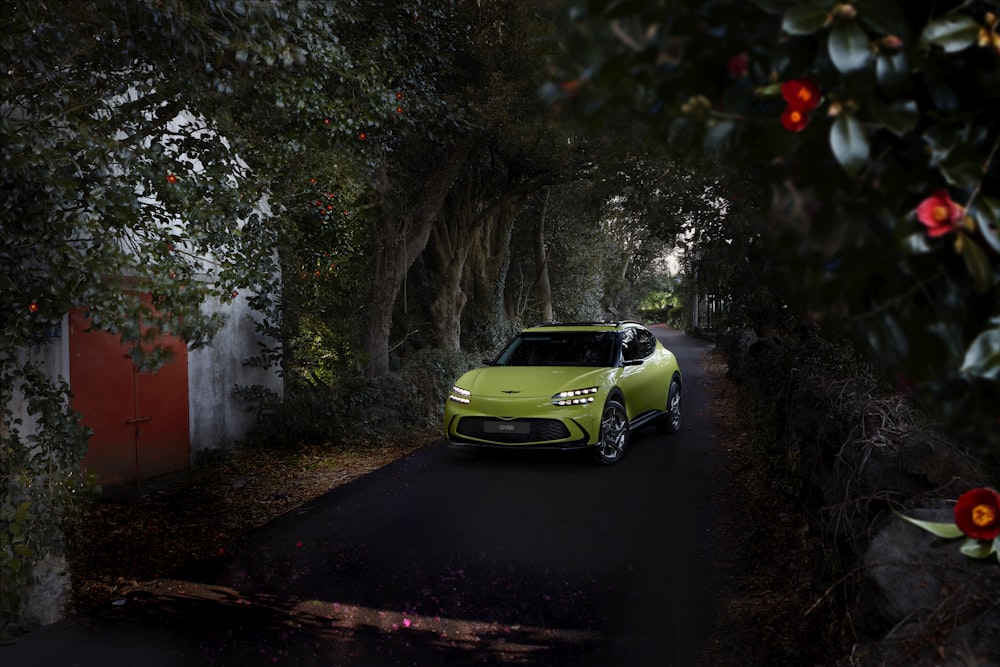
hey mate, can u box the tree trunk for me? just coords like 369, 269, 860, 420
426, 171, 478, 351
418, 153, 586, 354
691, 264, 700, 331
534, 187, 553, 322
424, 149, 539, 352
363, 143, 470, 377
463, 196, 524, 350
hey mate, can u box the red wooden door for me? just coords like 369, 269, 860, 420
70, 306, 190, 488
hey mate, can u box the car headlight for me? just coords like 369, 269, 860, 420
449, 386, 471, 404
551, 387, 598, 406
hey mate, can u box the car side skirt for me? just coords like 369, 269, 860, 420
628, 409, 671, 431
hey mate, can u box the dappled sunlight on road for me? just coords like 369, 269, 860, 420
289, 597, 602, 662
134, 577, 604, 665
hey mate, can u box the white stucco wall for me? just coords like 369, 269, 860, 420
7, 316, 70, 440
8, 299, 281, 460
188, 295, 282, 455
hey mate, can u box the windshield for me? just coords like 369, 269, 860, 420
494, 331, 618, 367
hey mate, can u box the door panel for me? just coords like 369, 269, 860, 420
70, 311, 138, 488
134, 342, 189, 479
70, 305, 190, 488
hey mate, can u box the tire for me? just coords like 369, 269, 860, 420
593, 398, 629, 465
657, 377, 682, 434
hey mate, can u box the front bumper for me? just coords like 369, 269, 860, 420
444, 397, 600, 450
447, 439, 595, 454
445, 408, 600, 450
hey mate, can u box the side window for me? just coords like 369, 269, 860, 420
638, 328, 656, 358
621, 328, 640, 362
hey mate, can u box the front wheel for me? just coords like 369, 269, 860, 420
594, 398, 629, 465
657, 377, 682, 434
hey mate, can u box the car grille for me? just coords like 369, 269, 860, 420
456, 417, 571, 444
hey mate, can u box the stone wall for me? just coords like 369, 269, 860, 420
721, 330, 999, 666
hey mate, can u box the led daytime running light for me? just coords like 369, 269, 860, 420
552, 386, 598, 406
449, 386, 471, 404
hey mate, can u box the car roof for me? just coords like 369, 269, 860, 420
520, 321, 645, 333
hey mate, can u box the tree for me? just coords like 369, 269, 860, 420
363, 139, 474, 372
1, 0, 469, 630
535, 188, 556, 322
377, 0, 591, 357
556, 0, 1000, 451
1, 0, 296, 629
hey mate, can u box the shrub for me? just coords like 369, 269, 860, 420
238, 347, 482, 449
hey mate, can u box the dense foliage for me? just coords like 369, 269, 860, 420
0, 0, 474, 634
553, 0, 999, 452
14, 0, 959, 635
2, 0, 273, 634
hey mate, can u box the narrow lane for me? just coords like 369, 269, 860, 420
0, 328, 727, 667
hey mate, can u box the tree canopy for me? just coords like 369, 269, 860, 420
10, 0, 997, 634
551, 0, 999, 450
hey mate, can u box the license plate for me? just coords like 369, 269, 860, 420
484, 421, 530, 435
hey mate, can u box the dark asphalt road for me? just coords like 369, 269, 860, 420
1, 327, 728, 667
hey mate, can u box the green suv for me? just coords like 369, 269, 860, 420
445, 321, 682, 464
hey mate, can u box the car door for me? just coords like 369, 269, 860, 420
617, 326, 667, 418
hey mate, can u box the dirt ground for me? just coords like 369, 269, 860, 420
66, 350, 832, 665
697, 350, 840, 666
65, 434, 434, 615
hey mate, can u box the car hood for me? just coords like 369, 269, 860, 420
455, 366, 612, 398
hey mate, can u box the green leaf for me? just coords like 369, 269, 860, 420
959, 537, 997, 559
924, 63, 960, 111
922, 14, 979, 53
896, 512, 964, 539
770, 37, 819, 77
703, 121, 737, 155
972, 197, 1000, 254
940, 143, 985, 189
869, 98, 918, 136
830, 113, 869, 175
960, 328, 1000, 379
783, 4, 830, 35
751, 0, 798, 15
855, 0, 913, 40
962, 238, 995, 295
875, 52, 911, 95
829, 21, 873, 72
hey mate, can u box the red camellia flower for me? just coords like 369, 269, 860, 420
781, 106, 810, 132
916, 189, 964, 237
727, 53, 749, 79
954, 488, 1000, 540
166, 173, 178, 184
28, 302, 39, 313
781, 78, 821, 112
